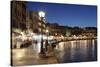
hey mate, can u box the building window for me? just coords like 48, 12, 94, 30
38, 22, 41, 26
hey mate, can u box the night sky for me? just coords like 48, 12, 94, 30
26, 1, 97, 27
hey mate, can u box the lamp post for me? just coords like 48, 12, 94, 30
44, 29, 49, 53
46, 29, 49, 41
38, 11, 45, 54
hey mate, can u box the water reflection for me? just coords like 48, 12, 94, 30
54, 39, 97, 63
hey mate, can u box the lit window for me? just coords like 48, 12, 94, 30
38, 22, 41, 26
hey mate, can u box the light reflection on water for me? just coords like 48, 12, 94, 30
54, 39, 97, 63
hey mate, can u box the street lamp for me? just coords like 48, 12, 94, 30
46, 29, 49, 41
38, 11, 45, 54
39, 11, 45, 19
45, 29, 49, 52
46, 29, 49, 40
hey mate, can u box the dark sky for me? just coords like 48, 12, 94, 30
26, 1, 97, 27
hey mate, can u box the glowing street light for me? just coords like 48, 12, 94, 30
39, 11, 45, 18
38, 11, 45, 55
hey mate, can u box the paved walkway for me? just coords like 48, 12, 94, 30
11, 45, 58, 66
